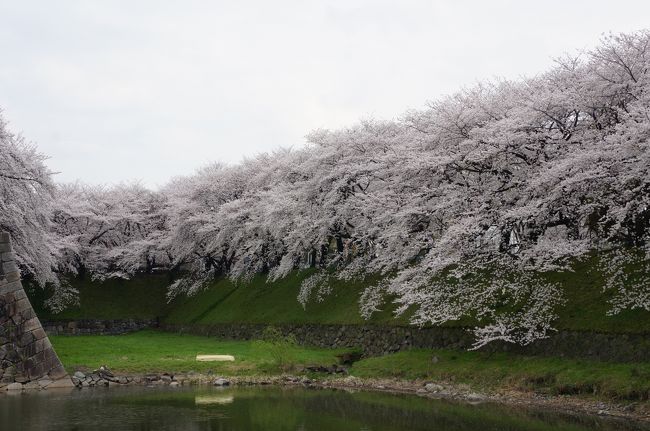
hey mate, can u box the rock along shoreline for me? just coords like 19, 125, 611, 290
4, 367, 648, 425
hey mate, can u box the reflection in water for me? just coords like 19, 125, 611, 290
0, 385, 647, 431
195, 393, 235, 405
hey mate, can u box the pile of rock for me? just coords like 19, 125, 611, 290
281, 375, 313, 385
212, 377, 230, 386
70, 367, 189, 388
71, 370, 131, 388
302, 364, 348, 375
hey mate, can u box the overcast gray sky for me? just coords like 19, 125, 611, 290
1, 1, 649, 187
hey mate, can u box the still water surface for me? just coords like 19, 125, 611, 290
0, 385, 647, 431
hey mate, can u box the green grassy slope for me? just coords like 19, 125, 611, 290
164, 258, 650, 333
543, 256, 650, 333
28, 273, 173, 320
164, 271, 407, 326
29, 256, 650, 334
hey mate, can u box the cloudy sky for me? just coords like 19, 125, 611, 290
1, 1, 648, 187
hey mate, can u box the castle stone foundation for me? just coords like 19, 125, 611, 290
0, 231, 73, 390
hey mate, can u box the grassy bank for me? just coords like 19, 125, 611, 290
51, 330, 650, 402
30, 256, 650, 334
51, 329, 347, 375
351, 349, 650, 401
28, 273, 172, 320
163, 271, 406, 326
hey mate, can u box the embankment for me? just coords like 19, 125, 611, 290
28, 263, 650, 362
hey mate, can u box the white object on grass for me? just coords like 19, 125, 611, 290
195, 355, 235, 362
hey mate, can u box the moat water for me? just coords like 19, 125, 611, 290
0, 385, 647, 431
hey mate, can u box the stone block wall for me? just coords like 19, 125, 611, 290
0, 232, 73, 389
43, 318, 158, 336
160, 322, 650, 363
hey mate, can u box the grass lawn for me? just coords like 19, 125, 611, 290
51, 330, 650, 402
351, 349, 650, 401
50, 329, 348, 375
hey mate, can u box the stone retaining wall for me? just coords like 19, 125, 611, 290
160, 322, 650, 363
43, 319, 158, 336
36, 314, 650, 363
0, 231, 73, 389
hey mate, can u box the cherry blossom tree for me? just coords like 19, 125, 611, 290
51, 181, 171, 281
162, 31, 650, 347
3, 30, 649, 344
0, 111, 58, 286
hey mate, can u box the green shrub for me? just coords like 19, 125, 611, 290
252, 326, 299, 372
